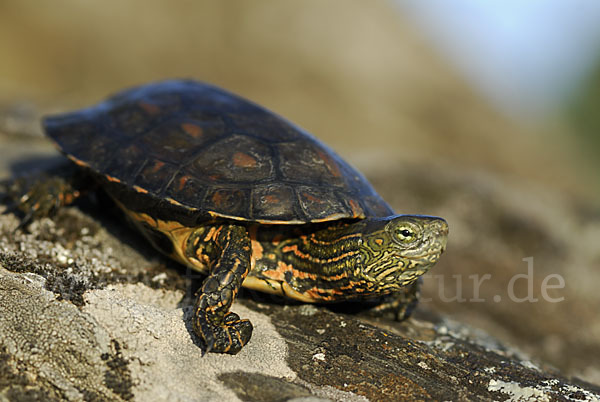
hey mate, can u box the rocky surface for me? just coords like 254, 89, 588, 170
1, 211, 599, 401
1, 154, 599, 401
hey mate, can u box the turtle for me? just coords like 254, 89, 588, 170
6, 79, 448, 354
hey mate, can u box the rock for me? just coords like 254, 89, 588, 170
0, 199, 599, 401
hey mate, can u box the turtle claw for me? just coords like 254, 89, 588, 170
212, 312, 253, 355
194, 305, 253, 355
200, 330, 215, 356
215, 317, 252, 355
366, 279, 422, 321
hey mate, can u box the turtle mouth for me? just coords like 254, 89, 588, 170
402, 250, 443, 262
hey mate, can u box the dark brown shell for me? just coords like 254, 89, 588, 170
44, 80, 393, 224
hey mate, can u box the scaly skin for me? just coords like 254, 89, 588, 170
178, 216, 447, 354
187, 225, 253, 354
249, 216, 447, 302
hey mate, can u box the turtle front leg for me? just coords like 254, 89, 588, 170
367, 278, 422, 321
189, 224, 253, 354
1, 163, 89, 230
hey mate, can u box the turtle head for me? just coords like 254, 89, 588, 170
356, 215, 448, 294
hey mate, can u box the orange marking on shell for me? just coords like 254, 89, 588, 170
166, 197, 183, 206
120, 209, 160, 234
312, 212, 351, 222
67, 155, 89, 168
139, 101, 160, 115
316, 150, 341, 177
263, 194, 280, 203
149, 160, 165, 174
348, 199, 363, 217
211, 191, 229, 207
105, 175, 121, 183
66, 153, 90, 167
181, 123, 203, 138
232, 152, 257, 168
177, 175, 190, 191
302, 192, 322, 203
133, 185, 149, 194
375, 238, 383, 246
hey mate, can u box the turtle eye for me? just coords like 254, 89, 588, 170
385, 220, 421, 246
399, 229, 412, 237
395, 227, 415, 243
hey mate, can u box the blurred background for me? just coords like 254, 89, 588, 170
0, 0, 598, 384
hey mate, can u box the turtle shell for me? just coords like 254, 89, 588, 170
44, 79, 394, 225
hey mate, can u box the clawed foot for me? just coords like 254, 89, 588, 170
194, 310, 253, 355
366, 279, 422, 321
188, 224, 253, 354
0, 175, 80, 230
367, 295, 418, 321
